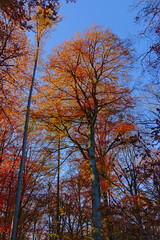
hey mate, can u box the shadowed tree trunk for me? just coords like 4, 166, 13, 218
88, 125, 102, 240
78, 177, 84, 239
56, 137, 60, 239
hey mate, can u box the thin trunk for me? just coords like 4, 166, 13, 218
10, 40, 40, 240
33, 221, 36, 240
78, 177, 83, 239
86, 220, 88, 237
47, 182, 52, 240
88, 125, 102, 240
56, 137, 60, 239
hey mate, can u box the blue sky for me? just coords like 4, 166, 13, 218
46, 0, 142, 52
43, 0, 148, 88
42, 0, 152, 114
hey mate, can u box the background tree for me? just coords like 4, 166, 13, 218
0, 0, 59, 29
0, 126, 54, 239
134, 0, 160, 79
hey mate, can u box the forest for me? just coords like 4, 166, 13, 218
0, 0, 159, 239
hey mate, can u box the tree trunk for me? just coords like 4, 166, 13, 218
10, 39, 40, 240
78, 177, 84, 239
56, 137, 60, 239
88, 125, 102, 240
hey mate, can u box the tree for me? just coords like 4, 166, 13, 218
0, 0, 60, 29
151, 107, 160, 142
134, 0, 160, 78
0, 130, 21, 239
9, 6, 60, 240
0, 0, 77, 30
0, 123, 51, 239
0, 13, 32, 127
33, 25, 134, 239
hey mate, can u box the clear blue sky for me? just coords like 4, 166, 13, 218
46, 0, 142, 52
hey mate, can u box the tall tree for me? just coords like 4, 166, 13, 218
10, 7, 59, 240
33, 25, 134, 239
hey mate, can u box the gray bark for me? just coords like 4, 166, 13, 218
88, 125, 102, 240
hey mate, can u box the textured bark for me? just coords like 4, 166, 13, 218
88, 125, 102, 240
